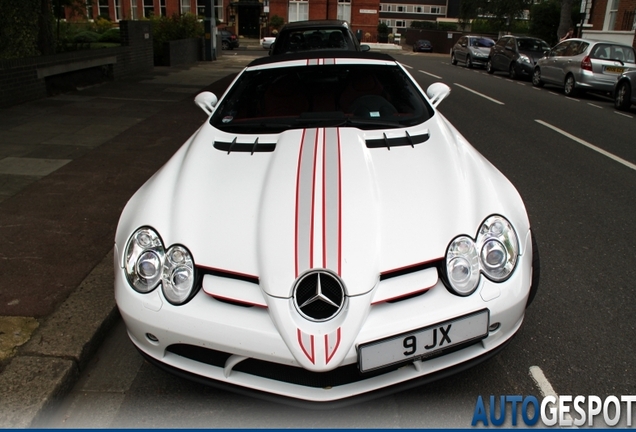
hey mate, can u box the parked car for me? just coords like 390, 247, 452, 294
219, 29, 239, 50
614, 70, 636, 110
115, 49, 539, 405
451, 36, 495, 68
269, 20, 369, 56
413, 39, 433, 53
532, 38, 636, 96
261, 36, 276, 50
487, 35, 550, 79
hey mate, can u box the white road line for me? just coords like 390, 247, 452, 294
588, 103, 603, 109
532, 87, 541, 90
565, 96, 580, 102
536, 119, 636, 171
401, 63, 413, 69
615, 111, 634, 118
530, 366, 577, 428
549, 92, 560, 96
454, 83, 505, 105
418, 69, 442, 79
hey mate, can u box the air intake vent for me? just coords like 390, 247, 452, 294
214, 137, 276, 154
366, 131, 429, 150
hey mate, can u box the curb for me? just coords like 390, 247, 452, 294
0, 250, 118, 428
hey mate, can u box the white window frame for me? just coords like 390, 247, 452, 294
130, 0, 138, 19
144, 0, 154, 17
98, 0, 110, 18
603, 0, 620, 30
181, 0, 191, 14
115, 0, 122, 20
337, 0, 351, 22
289, 0, 309, 22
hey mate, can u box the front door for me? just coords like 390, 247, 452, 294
238, 4, 260, 38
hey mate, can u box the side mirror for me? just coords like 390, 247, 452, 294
426, 83, 451, 108
360, 44, 370, 52
194, 91, 218, 115
269, 42, 275, 56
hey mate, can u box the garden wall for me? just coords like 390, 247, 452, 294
0, 21, 153, 109
159, 38, 202, 66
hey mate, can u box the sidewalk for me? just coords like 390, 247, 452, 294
0, 53, 259, 427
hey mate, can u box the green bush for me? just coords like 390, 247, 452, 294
98, 28, 121, 43
410, 21, 437, 29
73, 31, 100, 43
0, 0, 41, 59
150, 13, 204, 63
438, 22, 458, 31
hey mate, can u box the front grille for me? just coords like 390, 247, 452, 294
167, 344, 396, 388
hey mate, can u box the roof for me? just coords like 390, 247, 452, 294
247, 50, 397, 68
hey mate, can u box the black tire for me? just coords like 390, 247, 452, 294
615, 80, 632, 110
526, 232, 541, 308
509, 63, 517, 80
222, 40, 229, 50
564, 74, 578, 97
451, 52, 457, 65
466, 55, 473, 68
532, 68, 544, 87
486, 59, 495, 74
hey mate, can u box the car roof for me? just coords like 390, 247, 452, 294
247, 50, 396, 67
279, 20, 350, 30
560, 37, 634, 47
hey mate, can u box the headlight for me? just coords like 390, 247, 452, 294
446, 236, 480, 295
476, 215, 518, 282
162, 245, 196, 305
518, 54, 531, 64
125, 227, 165, 293
444, 215, 519, 296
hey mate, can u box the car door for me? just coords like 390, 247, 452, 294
491, 38, 507, 70
455, 37, 467, 62
503, 37, 517, 70
541, 41, 569, 84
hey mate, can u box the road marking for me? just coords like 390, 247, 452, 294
506, 79, 514, 83
530, 366, 577, 428
454, 83, 505, 105
565, 96, 580, 102
401, 63, 413, 69
588, 103, 603, 109
418, 69, 442, 79
516, 82, 526, 86
615, 111, 633, 118
532, 87, 541, 90
494, 76, 502, 79
549, 92, 560, 96
536, 119, 636, 171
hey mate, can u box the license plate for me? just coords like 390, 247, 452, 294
357, 309, 489, 372
605, 66, 625, 74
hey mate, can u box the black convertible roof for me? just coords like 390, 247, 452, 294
247, 50, 397, 68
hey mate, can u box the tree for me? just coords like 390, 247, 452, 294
529, 0, 561, 44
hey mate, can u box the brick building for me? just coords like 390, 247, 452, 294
579, 0, 636, 48
61, 0, 460, 41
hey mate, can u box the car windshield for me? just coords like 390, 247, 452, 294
272, 29, 351, 54
517, 38, 550, 52
210, 63, 434, 134
471, 38, 494, 48
591, 44, 636, 63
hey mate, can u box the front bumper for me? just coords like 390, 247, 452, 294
115, 231, 533, 403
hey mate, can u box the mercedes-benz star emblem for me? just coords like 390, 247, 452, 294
293, 270, 345, 322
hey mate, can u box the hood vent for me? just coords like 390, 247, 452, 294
214, 137, 276, 154
366, 130, 429, 150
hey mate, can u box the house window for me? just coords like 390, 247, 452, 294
395, 20, 405, 27
98, 0, 110, 18
289, 0, 308, 22
144, 0, 154, 17
337, 0, 351, 22
115, 0, 122, 20
86, 0, 93, 19
130, 0, 138, 19
415, 6, 422, 13
181, 0, 191, 13
397, 5, 404, 12
160, 0, 166, 15
604, 0, 620, 30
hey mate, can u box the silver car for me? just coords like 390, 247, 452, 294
614, 70, 636, 110
532, 38, 636, 96
451, 35, 495, 68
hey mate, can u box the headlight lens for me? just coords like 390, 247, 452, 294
444, 215, 520, 295
162, 245, 195, 304
476, 215, 519, 282
125, 227, 165, 293
519, 54, 531, 64
446, 236, 480, 295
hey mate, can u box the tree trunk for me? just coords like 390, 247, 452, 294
557, 0, 575, 40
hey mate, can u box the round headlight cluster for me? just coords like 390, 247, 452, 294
124, 227, 196, 305
445, 215, 519, 296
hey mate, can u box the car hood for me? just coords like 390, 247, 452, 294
519, 49, 544, 63
471, 47, 491, 56
116, 114, 529, 299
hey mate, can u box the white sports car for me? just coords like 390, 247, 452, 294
115, 51, 540, 405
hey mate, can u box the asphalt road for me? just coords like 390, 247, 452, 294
37, 51, 636, 428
